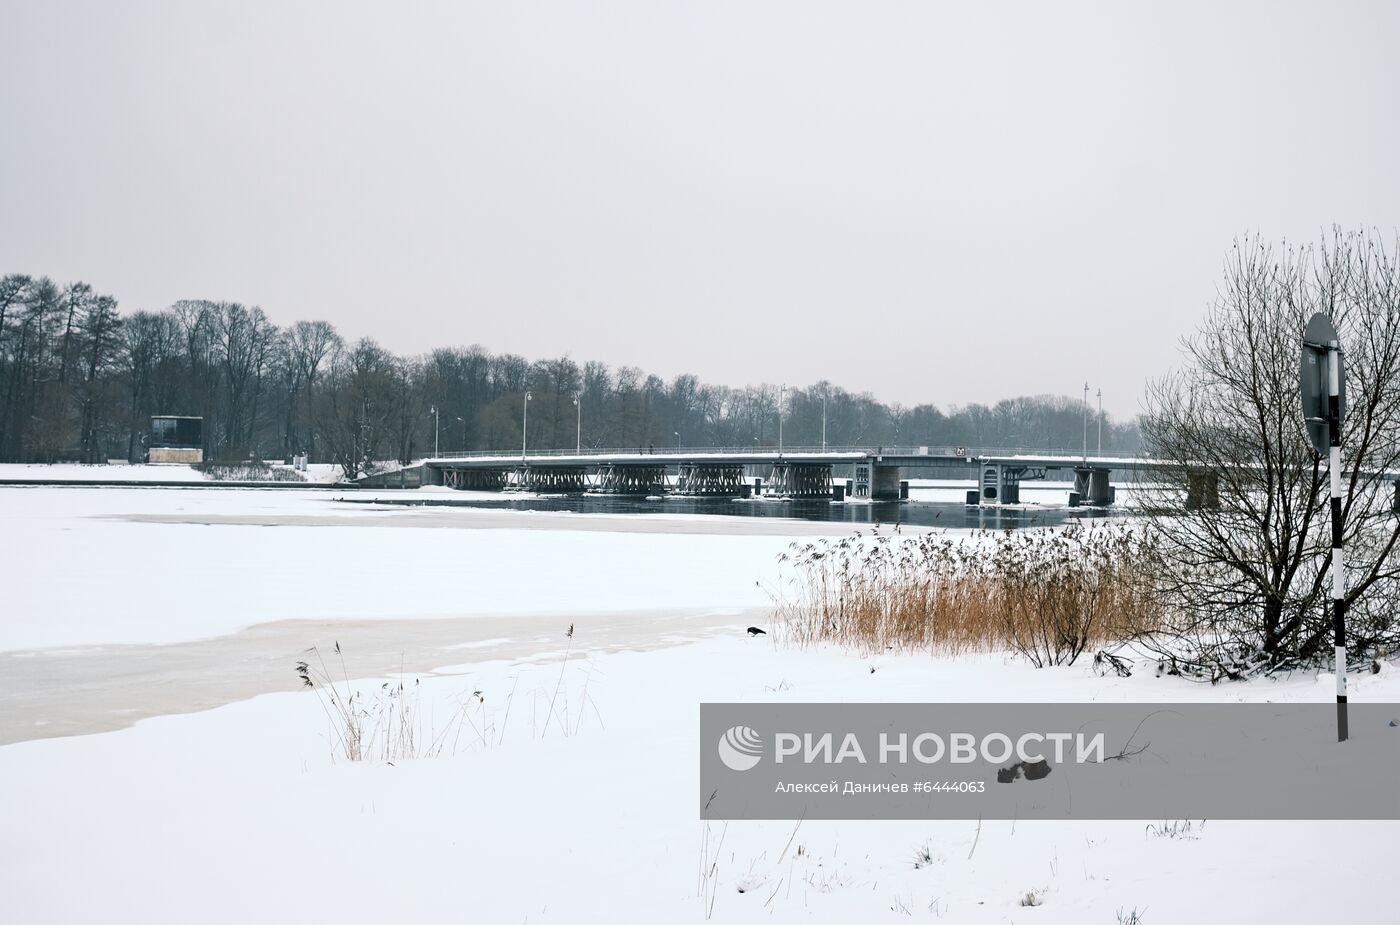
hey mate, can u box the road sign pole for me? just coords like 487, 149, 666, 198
1302, 312, 1348, 743
1326, 340, 1348, 742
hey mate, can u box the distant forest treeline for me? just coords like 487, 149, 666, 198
0, 274, 1141, 475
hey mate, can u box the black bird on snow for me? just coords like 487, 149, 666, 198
746, 626, 767, 637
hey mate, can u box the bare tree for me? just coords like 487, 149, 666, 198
1140, 230, 1400, 673
319, 337, 401, 479
121, 310, 179, 459
285, 320, 341, 458
76, 293, 122, 462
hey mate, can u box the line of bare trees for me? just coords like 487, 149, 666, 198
0, 274, 1140, 476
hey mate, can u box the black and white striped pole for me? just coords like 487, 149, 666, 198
1301, 313, 1348, 742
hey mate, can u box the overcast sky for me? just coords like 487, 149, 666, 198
2, 1, 1398, 417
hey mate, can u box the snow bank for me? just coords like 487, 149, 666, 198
0, 486, 807, 651
0, 462, 210, 481
1, 635, 1394, 923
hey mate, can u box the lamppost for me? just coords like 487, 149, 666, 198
1096, 388, 1103, 456
674, 430, 681, 450
522, 391, 532, 459
455, 416, 466, 453
573, 392, 582, 454
778, 384, 786, 456
821, 391, 828, 452
358, 397, 369, 477
430, 405, 439, 458
1081, 382, 1090, 463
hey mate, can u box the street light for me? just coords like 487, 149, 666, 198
522, 391, 532, 459
1081, 382, 1090, 462
1096, 388, 1103, 455
429, 405, 439, 458
778, 384, 786, 456
573, 392, 582, 454
821, 391, 828, 452
674, 430, 680, 450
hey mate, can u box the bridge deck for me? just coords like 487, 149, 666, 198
424, 451, 872, 468
422, 450, 1160, 471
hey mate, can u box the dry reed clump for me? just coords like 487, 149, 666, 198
295, 644, 425, 762
774, 523, 1163, 666
295, 642, 494, 762
294, 630, 596, 763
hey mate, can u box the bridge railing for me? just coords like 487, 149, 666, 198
429, 445, 844, 460
426, 444, 1098, 461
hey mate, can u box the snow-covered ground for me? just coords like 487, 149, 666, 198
0, 461, 349, 483
3, 637, 1394, 923
0, 485, 1393, 923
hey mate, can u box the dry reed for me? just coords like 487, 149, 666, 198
774, 523, 1162, 666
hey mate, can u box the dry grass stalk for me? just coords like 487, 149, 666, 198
295, 642, 455, 762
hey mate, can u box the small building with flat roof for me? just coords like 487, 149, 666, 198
147, 415, 203, 464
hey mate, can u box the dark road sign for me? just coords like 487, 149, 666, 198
1301, 312, 1346, 456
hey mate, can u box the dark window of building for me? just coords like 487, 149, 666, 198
150, 416, 202, 448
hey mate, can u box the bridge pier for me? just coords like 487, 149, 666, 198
1185, 472, 1220, 510
979, 463, 1020, 504
766, 462, 833, 499
871, 464, 902, 501
1070, 467, 1115, 506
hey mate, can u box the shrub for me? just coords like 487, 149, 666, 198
203, 460, 306, 481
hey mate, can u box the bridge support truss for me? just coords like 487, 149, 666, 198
522, 466, 590, 492
443, 467, 509, 491
676, 463, 746, 496
592, 463, 670, 495
766, 462, 833, 499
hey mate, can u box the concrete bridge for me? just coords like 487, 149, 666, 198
386, 446, 1161, 506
